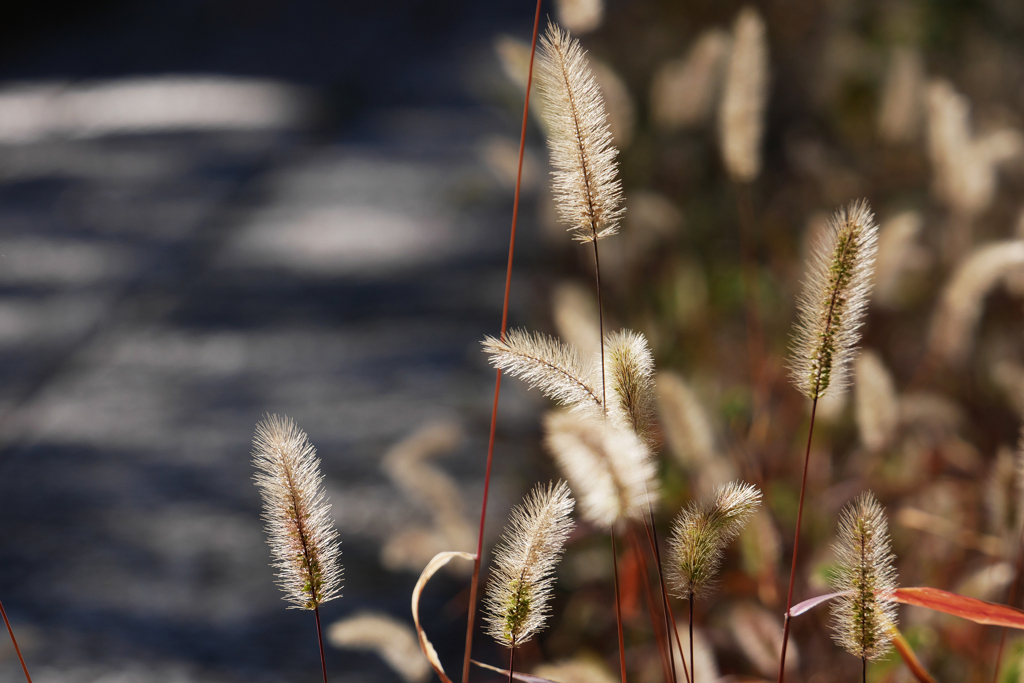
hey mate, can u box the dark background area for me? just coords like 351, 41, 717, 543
0, 1, 553, 681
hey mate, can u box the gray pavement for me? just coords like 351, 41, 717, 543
0, 4, 550, 680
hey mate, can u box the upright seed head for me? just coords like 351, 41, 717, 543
536, 21, 624, 242
604, 329, 656, 446
252, 414, 343, 609
667, 481, 761, 599
484, 480, 576, 647
789, 200, 879, 400
718, 6, 769, 183
828, 492, 898, 661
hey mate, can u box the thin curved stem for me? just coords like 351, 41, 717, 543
461, 2, 542, 682
508, 641, 516, 683
0, 597, 31, 683
777, 397, 819, 683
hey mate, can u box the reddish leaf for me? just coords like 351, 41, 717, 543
889, 626, 937, 683
892, 587, 1024, 629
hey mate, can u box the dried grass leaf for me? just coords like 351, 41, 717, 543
411, 551, 475, 683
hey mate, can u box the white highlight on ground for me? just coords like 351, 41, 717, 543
0, 76, 311, 143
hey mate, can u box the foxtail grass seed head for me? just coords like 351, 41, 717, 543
854, 350, 899, 453
790, 200, 879, 400
536, 21, 624, 242
483, 329, 602, 414
928, 240, 1024, 366
667, 481, 761, 599
484, 480, 575, 647
828, 492, 898, 661
650, 28, 730, 132
877, 47, 924, 145
554, 0, 603, 35
252, 414, 343, 609
718, 6, 768, 182
544, 410, 657, 529
604, 329, 655, 445
874, 210, 925, 310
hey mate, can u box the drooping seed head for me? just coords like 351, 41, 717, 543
667, 481, 761, 599
483, 329, 602, 416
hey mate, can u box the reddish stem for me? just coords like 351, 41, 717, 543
612, 530, 628, 683
461, 3, 542, 683
688, 594, 694, 683
627, 529, 672, 683
641, 512, 690, 683
0, 597, 31, 683
777, 397, 818, 683
315, 606, 328, 683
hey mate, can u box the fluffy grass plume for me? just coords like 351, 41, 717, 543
484, 480, 575, 647
252, 414, 343, 609
667, 481, 761, 599
789, 200, 879, 400
650, 28, 730, 131
604, 329, 655, 445
483, 329, 601, 413
718, 6, 768, 182
536, 21, 624, 242
928, 240, 1024, 366
828, 492, 898, 661
544, 410, 657, 529
854, 350, 899, 453
328, 612, 430, 683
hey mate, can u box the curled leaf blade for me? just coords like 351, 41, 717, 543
411, 551, 475, 683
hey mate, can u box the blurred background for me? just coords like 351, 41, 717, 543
3, 0, 1024, 681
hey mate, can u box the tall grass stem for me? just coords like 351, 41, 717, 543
644, 506, 677, 683
315, 606, 328, 683
0, 598, 31, 683
777, 397, 818, 683
612, 531, 628, 683
689, 593, 695, 683
462, 2, 542, 681
593, 239, 607, 413
643, 510, 690, 683
628, 528, 672, 683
